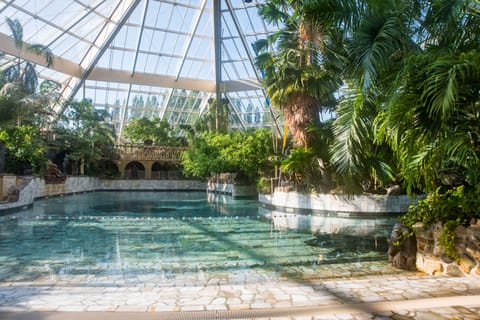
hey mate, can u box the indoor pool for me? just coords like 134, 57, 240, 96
0, 191, 399, 285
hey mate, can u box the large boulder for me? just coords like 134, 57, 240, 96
388, 222, 417, 270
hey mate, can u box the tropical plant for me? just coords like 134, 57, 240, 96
317, 0, 418, 194
181, 129, 275, 184
0, 18, 53, 99
190, 98, 230, 134
207, 98, 230, 133
280, 148, 317, 189
254, 0, 342, 148
401, 185, 480, 260
123, 117, 186, 146
53, 100, 116, 175
0, 125, 46, 175
298, 0, 480, 196
330, 87, 396, 193
0, 18, 56, 174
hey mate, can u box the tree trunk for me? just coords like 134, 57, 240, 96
80, 157, 85, 175
0, 143, 5, 173
283, 94, 319, 147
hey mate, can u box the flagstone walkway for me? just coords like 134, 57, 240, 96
1, 266, 480, 319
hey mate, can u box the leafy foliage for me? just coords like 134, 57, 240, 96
1, 18, 53, 96
181, 129, 275, 184
438, 220, 459, 261
0, 18, 57, 174
402, 186, 480, 228
53, 100, 116, 175
124, 117, 186, 146
254, 0, 342, 147
0, 125, 46, 174
401, 185, 480, 260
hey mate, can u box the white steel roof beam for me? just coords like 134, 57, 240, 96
0, 0, 15, 15
159, 88, 174, 120
118, 83, 133, 143
198, 92, 214, 117
224, 0, 262, 84
46, 0, 107, 48
174, 0, 208, 81
0, 32, 262, 92
3, 1, 92, 46
225, 0, 282, 134
130, 0, 149, 76
226, 93, 246, 130
61, 0, 141, 104
213, 0, 222, 112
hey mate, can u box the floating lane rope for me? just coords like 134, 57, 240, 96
2, 214, 267, 221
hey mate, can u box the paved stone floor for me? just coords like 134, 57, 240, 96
1, 265, 480, 319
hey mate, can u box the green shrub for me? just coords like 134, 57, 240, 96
0, 125, 46, 175
181, 129, 275, 184
401, 185, 480, 261
438, 220, 459, 261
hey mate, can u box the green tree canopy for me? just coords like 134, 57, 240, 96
53, 100, 116, 175
181, 129, 275, 184
123, 117, 186, 146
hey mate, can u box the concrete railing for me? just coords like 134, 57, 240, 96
259, 191, 419, 217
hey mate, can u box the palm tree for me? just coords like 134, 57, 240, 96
0, 18, 54, 174
330, 86, 396, 193
1, 18, 53, 96
379, 0, 480, 193
0, 18, 56, 126
254, 0, 342, 148
273, 0, 413, 192
326, 0, 480, 194
53, 100, 116, 175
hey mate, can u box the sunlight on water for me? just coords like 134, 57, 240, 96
0, 192, 399, 284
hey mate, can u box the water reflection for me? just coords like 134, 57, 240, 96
259, 207, 396, 237
0, 192, 399, 283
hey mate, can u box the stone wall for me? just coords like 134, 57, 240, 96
0, 177, 207, 213
206, 173, 257, 198
207, 181, 257, 198
101, 179, 206, 191
0, 176, 36, 212
0, 175, 17, 200
414, 221, 480, 277
260, 191, 417, 216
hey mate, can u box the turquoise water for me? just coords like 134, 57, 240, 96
0, 192, 397, 283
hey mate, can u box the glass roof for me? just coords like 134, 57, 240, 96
0, 0, 281, 140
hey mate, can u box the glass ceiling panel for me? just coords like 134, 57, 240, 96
0, 0, 281, 141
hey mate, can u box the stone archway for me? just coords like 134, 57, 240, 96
124, 161, 145, 179
151, 162, 165, 180
151, 162, 182, 180
99, 160, 120, 178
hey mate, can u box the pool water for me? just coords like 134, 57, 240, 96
0, 192, 399, 284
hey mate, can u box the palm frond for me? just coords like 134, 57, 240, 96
330, 88, 371, 180
258, 2, 289, 26
6, 18, 23, 50
467, 0, 480, 17
0, 64, 20, 84
348, 14, 407, 90
21, 62, 38, 94
28, 44, 53, 67
445, 131, 480, 168
303, 0, 361, 30
420, 50, 480, 120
